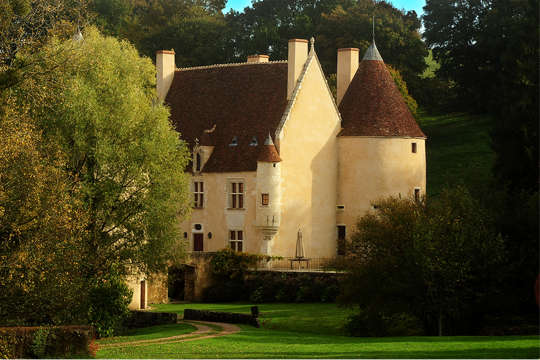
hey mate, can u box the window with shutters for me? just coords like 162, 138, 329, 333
228, 181, 244, 209
229, 230, 243, 252
193, 181, 204, 208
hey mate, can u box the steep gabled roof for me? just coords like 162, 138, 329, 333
165, 62, 288, 172
338, 42, 425, 138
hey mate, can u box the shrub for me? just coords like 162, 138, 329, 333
0, 326, 94, 358
87, 276, 132, 338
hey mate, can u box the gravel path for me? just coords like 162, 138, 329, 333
99, 321, 240, 348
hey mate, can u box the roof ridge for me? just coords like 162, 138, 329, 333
176, 60, 287, 71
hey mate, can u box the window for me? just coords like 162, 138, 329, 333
193, 181, 204, 208
337, 225, 346, 255
195, 152, 201, 171
414, 188, 421, 202
261, 193, 269, 206
412, 142, 417, 153
229, 181, 244, 209
229, 230, 243, 252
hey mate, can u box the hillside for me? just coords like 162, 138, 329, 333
418, 112, 495, 197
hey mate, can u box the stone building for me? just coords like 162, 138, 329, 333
128, 37, 426, 307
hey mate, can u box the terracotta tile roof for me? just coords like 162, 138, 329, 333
258, 134, 282, 162
165, 62, 288, 172
338, 47, 426, 138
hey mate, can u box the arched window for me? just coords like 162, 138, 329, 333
196, 152, 201, 171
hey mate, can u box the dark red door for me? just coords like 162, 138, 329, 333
193, 233, 203, 251
140, 280, 146, 309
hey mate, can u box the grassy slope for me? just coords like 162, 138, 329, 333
153, 302, 354, 335
97, 303, 539, 359
98, 323, 196, 344
418, 112, 495, 197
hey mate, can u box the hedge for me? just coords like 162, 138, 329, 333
123, 311, 178, 329
0, 325, 94, 358
183, 309, 259, 327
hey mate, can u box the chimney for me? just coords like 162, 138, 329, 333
337, 48, 359, 105
287, 39, 309, 99
247, 54, 269, 63
156, 50, 176, 102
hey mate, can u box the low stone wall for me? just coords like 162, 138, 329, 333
183, 309, 260, 327
124, 311, 178, 328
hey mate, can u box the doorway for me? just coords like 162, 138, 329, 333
140, 280, 146, 309
193, 233, 203, 251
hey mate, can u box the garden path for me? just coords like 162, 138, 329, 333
99, 321, 241, 348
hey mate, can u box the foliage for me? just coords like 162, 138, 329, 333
344, 311, 423, 337
387, 64, 417, 116
0, 0, 89, 90
340, 186, 506, 335
87, 276, 133, 338
209, 249, 273, 281
17, 27, 191, 279
423, 0, 539, 315
30, 327, 49, 358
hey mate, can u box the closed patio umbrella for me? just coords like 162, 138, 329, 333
295, 228, 304, 259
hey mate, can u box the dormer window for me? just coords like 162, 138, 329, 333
229, 136, 238, 147
250, 137, 258, 146
195, 152, 201, 172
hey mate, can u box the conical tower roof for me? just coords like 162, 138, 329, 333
258, 134, 282, 162
338, 42, 425, 138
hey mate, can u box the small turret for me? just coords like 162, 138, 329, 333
256, 134, 282, 255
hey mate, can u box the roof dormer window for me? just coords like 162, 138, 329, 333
229, 136, 238, 147
250, 136, 258, 146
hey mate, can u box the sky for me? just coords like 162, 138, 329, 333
224, 0, 426, 15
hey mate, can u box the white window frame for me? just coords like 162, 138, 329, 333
193, 181, 204, 208
229, 229, 244, 252
228, 180, 245, 209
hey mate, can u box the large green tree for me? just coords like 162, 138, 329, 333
1, 27, 191, 326
340, 187, 505, 335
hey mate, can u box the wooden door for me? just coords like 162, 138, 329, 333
140, 280, 146, 309
193, 233, 204, 252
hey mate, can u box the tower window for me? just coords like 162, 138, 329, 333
195, 152, 201, 171
412, 142, 417, 153
261, 193, 269, 206
337, 225, 346, 255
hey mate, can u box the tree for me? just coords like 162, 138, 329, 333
1, 27, 191, 327
340, 186, 505, 335
0, 0, 89, 90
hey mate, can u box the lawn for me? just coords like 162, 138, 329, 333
98, 323, 196, 344
96, 303, 540, 358
418, 112, 494, 197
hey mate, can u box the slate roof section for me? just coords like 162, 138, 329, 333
165, 62, 288, 172
258, 134, 282, 162
338, 44, 426, 138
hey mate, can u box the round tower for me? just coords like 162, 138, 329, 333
336, 42, 426, 246
255, 134, 282, 255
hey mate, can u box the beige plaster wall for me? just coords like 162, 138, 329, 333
180, 172, 266, 253
276, 57, 341, 258
126, 275, 147, 310
337, 137, 426, 236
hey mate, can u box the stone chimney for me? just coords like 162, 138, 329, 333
156, 50, 176, 102
287, 39, 309, 100
247, 54, 269, 63
336, 48, 359, 105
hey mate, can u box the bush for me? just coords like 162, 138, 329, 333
0, 326, 94, 358
87, 276, 132, 338
345, 311, 424, 337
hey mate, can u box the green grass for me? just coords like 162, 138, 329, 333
418, 112, 495, 197
96, 303, 539, 358
97, 325, 539, 358
152, 302, 354, 335
97, 323, 196, 344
